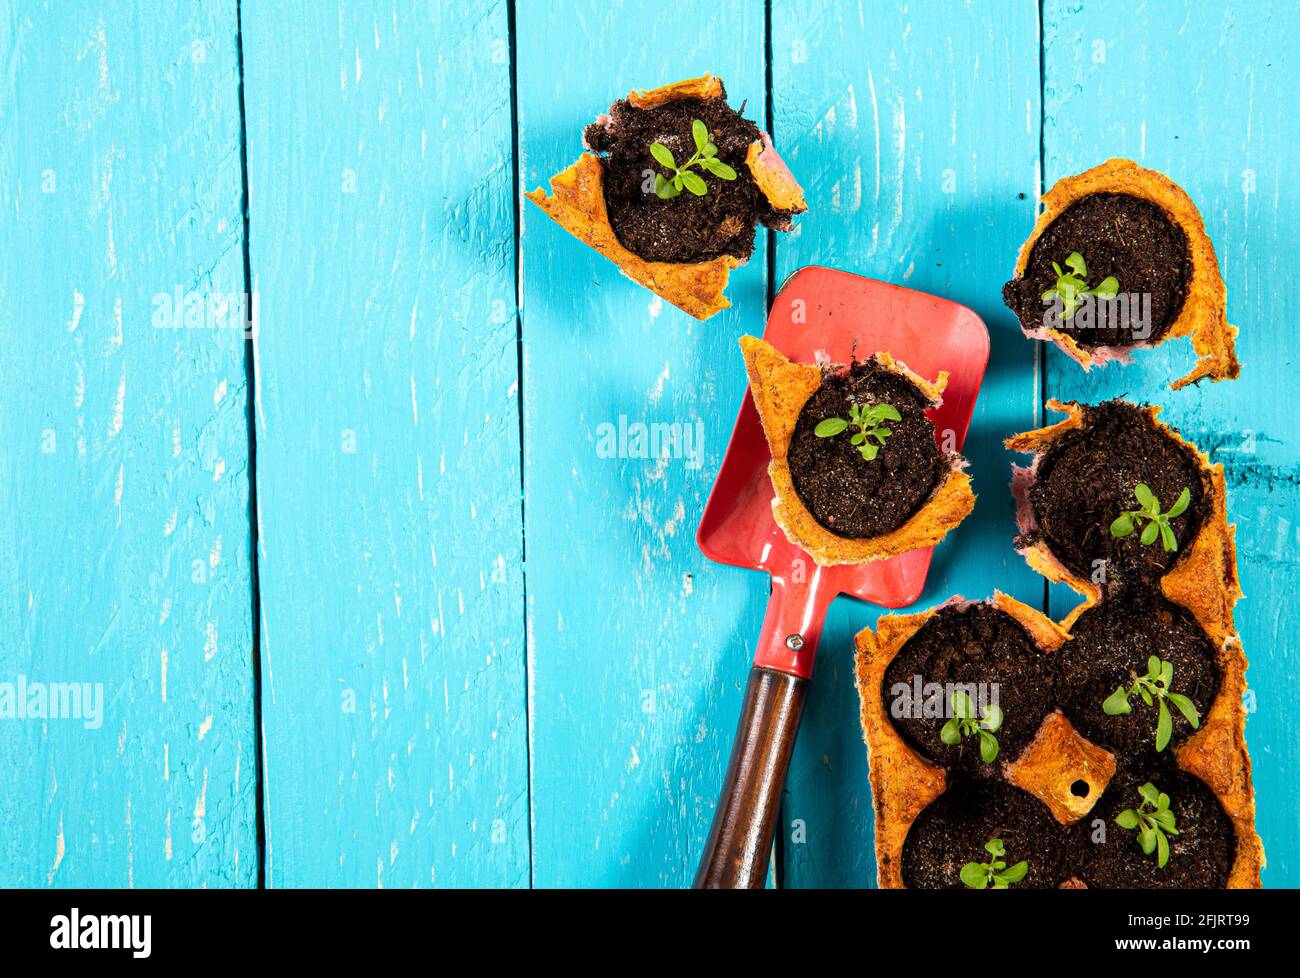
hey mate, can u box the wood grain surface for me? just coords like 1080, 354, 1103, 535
516, 0, 770, 888
0, 0, 1293, 887
241, 0, 528, 887
771, 0, 1043, 888
1041, 0, 1297, 885
0, 2, 256, 887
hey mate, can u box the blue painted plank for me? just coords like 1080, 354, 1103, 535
242, 0, 528, 887
3, 0, 1286, 894
1043, 0, 1299, 887
772, 1, 1043, 887
0, 3, 256, 885
516, 0, 769, 887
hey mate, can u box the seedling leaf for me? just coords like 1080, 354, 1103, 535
940, 718, 962, 745
1102, 657, 1199, 752
1117, 781, 1181, 870
647, 121, 737, 200
1042, 251, 1120, 320
1103, 686, 1132, 715
692, 119, 708, 151
941, 691, 1002, 765
981, 703, 1004, 733
1167, 487, 1191, 518
978, 729, 999, 763
680, 171, 707, 196
962, 838, 1029, 889
1156, 699, 1173, 752
953, 690, 975, 720
650, 143, 676, 169
1110, 483, 1191, 553
1161, 520, 1184, 548
1092, 276, 1120, 300
1167, 692, 1201, 728
1001, 861, 1029, 884
812, 399, 901, 463
703, 158, 737, 180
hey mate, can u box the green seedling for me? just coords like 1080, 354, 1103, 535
1102, 654, 1201, 752
650, 119, 737, 199
814, 401, 902, 462
960, 837, 1029, 889
1110, 483, 1190, 553
1115, 782, 1180, 868
939, 690, 1003, 763
1042, 251, 1120, 319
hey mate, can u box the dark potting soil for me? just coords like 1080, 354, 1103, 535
1002, 192, 1191, 348
901, 778, 1069, 889
1070, 765, 1235, 888
583, 85, 795, 264
882, 603, 1053, 776
1055, 585, 1221, 759
1024, 400, 1209, 583
787, 359, 943, 539
902, 766, 1234, 889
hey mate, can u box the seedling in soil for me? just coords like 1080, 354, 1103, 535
1109, 483, 1191, 552
1102, 654, 1201, 752
1041, 251, 1120, 319
1115, 782, 1180, 868
814, 401, 902, 462
960, 837, 1029, 889
939, 690, 1003, 763
650, 119, 738, 199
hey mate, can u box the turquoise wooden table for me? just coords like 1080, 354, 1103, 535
0, 0, 1294, 888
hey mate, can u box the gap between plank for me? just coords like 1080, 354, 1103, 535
234, 0, 268, 890
506, 0, 537, 891
1037, 0, 1050, 619
764, 0, 790, 893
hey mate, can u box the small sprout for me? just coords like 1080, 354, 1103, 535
814, 401, 902, 462
1109, 483, 1191, 553
650, 119, 738, 199
939, 690, 1003, 763
959, 837, 1029, 889
1115, 782, 1180, 868
1101, 654, 1201, 752
1041, 251, 1120, 320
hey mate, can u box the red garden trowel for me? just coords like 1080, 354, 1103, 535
693, 266, 989, 887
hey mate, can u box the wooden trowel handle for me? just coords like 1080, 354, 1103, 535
693, 666, 810, 888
